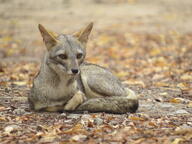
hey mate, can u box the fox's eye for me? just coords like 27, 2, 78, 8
58, 54, 67, 59
76, 53, 83, 59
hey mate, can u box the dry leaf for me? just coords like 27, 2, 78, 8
12, 81, 27, 86
169, 98, 183, 104
171, 138, 183, 144
129, 116, 145, 121
181, 74, 192, 80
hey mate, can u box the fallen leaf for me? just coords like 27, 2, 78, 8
4, 125, 20, 134
12, 81, 27, 86
0, 106, 7, 111
129, 116, 146, 121
62, 123, 87, 134
180, 74, 192, 80
187, 101, 192, 108
171, 138, 183, 144
169, 98, 183, 103
71, 134, 87, 141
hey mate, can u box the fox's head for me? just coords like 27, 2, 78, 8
38, 22, 93, 76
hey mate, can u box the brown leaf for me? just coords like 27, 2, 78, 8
169, 98, 183, 104
129, 116, 146, 121
62, 123, 87, 135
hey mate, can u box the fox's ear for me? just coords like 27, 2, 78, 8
73, 22, 93, 44
38, 24, 58, 51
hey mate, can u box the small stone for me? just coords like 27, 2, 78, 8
109, 120, 118, 126
13, 108, 26, 115
175, 124, 192, 132
83, 111, 89, 114
71, 134, 87, 141
94, 117, 103, 125
5, 87, 11, 93
154, 97, 163, 102
187, 101, 192, 108
4, 125, 20, 134
180, 124, 192, 129
174, 109, 189, 115
187, 122, 192, 126
13, 97, 28, 102
67, 114, 81, 119
159, 92, 168, 96
81, 114, 92, 120
160, 103, 175, 108
60, 113, 67, 117
81, 114, 93, 125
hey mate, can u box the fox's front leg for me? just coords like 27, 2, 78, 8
64, 91, 86, 111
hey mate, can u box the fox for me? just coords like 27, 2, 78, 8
28, 22, 139, 114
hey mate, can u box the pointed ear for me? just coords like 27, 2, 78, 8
38, 24, 58, 51
73, 22, 93, 44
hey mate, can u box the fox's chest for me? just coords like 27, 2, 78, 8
45, 80, 77, 102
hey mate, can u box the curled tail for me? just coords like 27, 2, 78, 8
76, 88, 139, 114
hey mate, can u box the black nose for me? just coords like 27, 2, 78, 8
71, 69, 79, 74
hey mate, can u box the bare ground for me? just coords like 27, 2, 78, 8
0, 0, 192, 143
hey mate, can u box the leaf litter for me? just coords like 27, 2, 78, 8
0, 0, 192, 143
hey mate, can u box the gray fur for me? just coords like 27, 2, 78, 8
28, 23, 139, 113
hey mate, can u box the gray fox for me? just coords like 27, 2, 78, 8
28, 22, 138, 113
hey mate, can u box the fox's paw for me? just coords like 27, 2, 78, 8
64, 91, 86, 111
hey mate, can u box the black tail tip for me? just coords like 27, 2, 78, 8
130, 100, 139, 113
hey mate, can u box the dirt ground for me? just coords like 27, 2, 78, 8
0, 0, 192, 143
